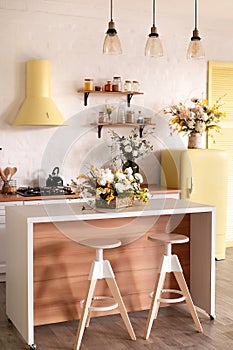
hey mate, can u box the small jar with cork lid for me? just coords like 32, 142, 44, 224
84, 78, 94, 91
104, 80, 112, 92
124, 80, 132, 92
132, 80, 140, 92
112, 77, 122, 92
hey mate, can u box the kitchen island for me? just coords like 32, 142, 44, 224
0, 185, 180, 276
6, 198, 215, 348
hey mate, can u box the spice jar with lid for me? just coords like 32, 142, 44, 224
137, 111, 144, 124
112, 76, 122, 92
104, 80, 112, 92
132, 80, 140, 92
98, 111, 107, 123
126, 109, 135, 123
84, 78, 94, 91
124, 80, 132, 92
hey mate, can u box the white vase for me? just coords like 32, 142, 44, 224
188, 132, 206, 149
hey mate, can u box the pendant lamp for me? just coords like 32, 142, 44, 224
187, 0, 205, 59
103, 0, 122, 55
145, 0, 163, 57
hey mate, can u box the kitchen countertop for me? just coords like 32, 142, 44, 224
0, 185, 180, 203
6, 198, 214, 223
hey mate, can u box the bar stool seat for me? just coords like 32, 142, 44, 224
144, 233, 203, 340
74, 238, 136, 350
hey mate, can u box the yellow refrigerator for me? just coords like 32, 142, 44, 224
161, 149, 229, 260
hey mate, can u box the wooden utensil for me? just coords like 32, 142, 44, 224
0, 168, 7, 182
9, 167, 17, 180
4, 167, 11, 180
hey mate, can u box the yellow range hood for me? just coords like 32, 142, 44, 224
13, 59, 65, 126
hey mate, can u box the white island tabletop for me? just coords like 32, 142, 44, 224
6, 198, 215, 223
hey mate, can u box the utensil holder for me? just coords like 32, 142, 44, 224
1, 180, 17, 194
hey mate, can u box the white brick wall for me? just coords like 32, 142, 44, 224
0, 0, 232, 189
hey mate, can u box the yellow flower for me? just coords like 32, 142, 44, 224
76, 174, 90, 181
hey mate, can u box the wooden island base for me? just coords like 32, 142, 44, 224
33, 214, 190, 326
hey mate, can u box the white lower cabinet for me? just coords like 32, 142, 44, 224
0, 202, 23, 277
1, 198, 82, 280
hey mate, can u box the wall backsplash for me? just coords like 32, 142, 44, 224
0, 0, 232, 190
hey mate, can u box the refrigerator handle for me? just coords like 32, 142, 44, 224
188, 177, 193, 196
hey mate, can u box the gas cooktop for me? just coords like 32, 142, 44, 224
16, 186, 75, 197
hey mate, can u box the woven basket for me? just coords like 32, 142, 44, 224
96, 196, 134, 209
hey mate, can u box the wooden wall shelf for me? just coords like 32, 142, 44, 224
91, 122, 156, 138
77, 89, 144, 107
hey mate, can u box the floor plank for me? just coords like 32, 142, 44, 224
1, 248, 233, 349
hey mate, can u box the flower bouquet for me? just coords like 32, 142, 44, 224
109, 128, 155, 169
71, 165, 150, 209
164, 97, 226, 136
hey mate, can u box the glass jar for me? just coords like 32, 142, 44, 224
137, 111, 144, 124
132, 80, 140, 92
112, 76, 122, 92
124, 80, 132, 92
98, 111, 107, 123
104, 80, 112, 92
84, 78, 94, 91
126, 109, 135, 123
117, 103, 126, 123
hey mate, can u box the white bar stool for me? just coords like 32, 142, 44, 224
144, 233, 203, 340
74, 238, 136, 350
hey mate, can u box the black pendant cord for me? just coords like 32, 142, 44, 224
152, 0, 155, 26
194, 0, 198, 30
110, 0, 113, 21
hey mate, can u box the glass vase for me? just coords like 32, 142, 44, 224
122, 160, 139, 174
188, 132, 206, 149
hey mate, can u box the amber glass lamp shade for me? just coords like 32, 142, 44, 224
187, 29, 205, 59
103, 20, 122, 55
145, 25, 163, 57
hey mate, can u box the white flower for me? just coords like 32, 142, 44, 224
195, 121, 206, 133
96, 168, 114, 186
122, 139, 129, 146
115, 171, 127, 181
124, 167, 133, 175
123, 179, 133, 190
127, 174, 134, 181
133, 182, 139, 190
115, 182, 126, 193
134, 173, 143, 183
124, 145, 132, 153
132, 150, 138, 157
187, 119, 195, 129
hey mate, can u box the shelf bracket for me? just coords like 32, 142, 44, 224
84, 92, 90, 106
139, 125, 145, 138
98, 125, 103, 138
127, 94, 133, 107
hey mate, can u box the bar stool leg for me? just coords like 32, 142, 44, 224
74, 279, 97, 350
106, 278, 136, 340
174, 271, 203, 333
144, 258, 167, 340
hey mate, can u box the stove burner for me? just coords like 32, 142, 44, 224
16, 186, 74, 197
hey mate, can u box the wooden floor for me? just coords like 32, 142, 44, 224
1, 248, 233, 349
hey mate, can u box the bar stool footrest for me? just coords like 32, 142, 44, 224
150, 289, 186, 304
80, 296, 118, 312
